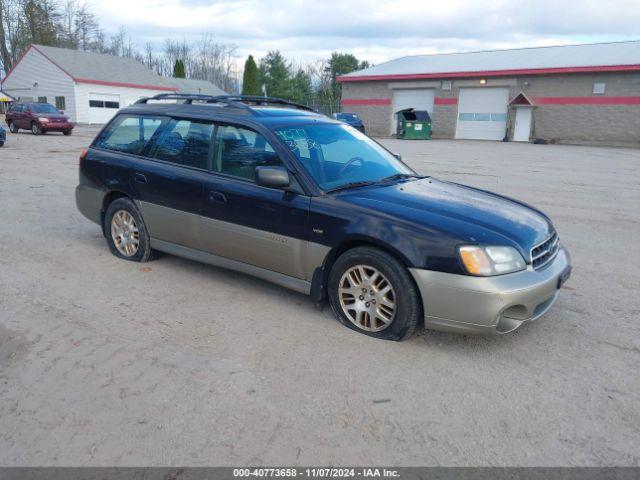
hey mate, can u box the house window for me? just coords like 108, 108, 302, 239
593, 82, 606, 95
55, 96, 65, 110
104, 101, 120, 109
89, 100, 104, 108
37, 96, 47, 103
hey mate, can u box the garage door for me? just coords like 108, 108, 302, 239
88, 93, 121, 124
391, 89, 435, 134
455, 88, 509, 140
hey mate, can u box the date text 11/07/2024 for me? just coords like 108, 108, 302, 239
232, 468, 400, 478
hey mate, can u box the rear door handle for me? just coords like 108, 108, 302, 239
134, 173, 147, 184
208, 191, 227, 204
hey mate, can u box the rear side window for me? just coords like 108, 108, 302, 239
149, 118, 213, 170
213, 125, 281, 181
96, 115, 164, 155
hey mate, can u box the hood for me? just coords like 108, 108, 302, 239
335, 178, 553, 254
36, 113, 68, 120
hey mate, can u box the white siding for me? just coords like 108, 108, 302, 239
74, 83, 173, 124
1, 47, 77, 120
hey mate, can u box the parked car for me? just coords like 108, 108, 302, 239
0, 124, 5, 146
332, 112, 365, 133
5, 102, 74, 135
76, 94, 571, 341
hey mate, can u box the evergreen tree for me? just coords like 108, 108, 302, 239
173, 58, 185, 78
241, 55, 260, 95
259, 51, 291, 98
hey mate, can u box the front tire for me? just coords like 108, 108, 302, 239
8, 121, 18, 133
104, 198, 154, 262
63, 130, 72, 136
328, 247, 422, 341
31, 122, 42, 135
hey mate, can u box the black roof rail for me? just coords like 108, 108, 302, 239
215, 95, 317, 112
135, 93, 316, 113
134, 93, 250, 109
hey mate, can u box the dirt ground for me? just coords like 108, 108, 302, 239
0, 126, 638, 466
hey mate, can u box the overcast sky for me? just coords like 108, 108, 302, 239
85, 0, 640, 64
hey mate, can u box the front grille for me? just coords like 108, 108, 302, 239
531, 232, 560, 270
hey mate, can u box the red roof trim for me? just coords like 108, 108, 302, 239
75, 78, 176, 91
509, 92, 535, 106
1, 46, 34, 86
337, 64, 640, 83
32, 45, 77, 81
1, 44, 176, 92
533, 96, 640, 105
341, 98, 391, 106
2, 45, 76, 86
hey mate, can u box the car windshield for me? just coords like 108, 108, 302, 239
274, 124, 413, 191
30, 103, 59, 113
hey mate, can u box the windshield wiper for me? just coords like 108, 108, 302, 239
377, 173, 428, 184
325, 180, 377, 193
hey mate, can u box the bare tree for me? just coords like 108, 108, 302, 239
74, 2, 100, 51
193, 33, 238, 92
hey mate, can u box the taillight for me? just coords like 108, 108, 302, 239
79, 148, 88, 165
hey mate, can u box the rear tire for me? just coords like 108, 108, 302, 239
0, 141, 4, 147
328, 246, 422, 341
8, 121, 18, 133
104, 197, 154, 262
31, 122, 41, 135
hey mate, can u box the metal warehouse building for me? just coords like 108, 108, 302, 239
338, 41, 640, 146
1, 45, 226, 124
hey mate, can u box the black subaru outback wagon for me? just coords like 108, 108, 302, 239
76, 94, 571, 341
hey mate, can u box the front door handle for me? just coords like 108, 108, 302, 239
134, 173, 147, 184
208, 191, 227, 204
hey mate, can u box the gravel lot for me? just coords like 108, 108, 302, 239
0, 126, 639, 466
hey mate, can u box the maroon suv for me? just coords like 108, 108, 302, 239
5, 102, 74, 135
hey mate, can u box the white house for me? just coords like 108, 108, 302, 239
1, 44, 227, 124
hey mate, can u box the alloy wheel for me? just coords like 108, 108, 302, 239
110, 210, 140, 257
338, 264, 396, 332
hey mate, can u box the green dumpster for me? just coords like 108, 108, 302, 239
396, 108, 432, 140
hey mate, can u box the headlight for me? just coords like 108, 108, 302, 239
38, 117, 49, 123
458, 245, 526, 276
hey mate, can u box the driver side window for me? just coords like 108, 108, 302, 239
213, 124, 282, 181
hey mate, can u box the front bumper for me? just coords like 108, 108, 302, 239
39, 121, 74, 131
409, 248, 571, 335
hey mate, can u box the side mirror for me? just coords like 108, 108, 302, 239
393, 153, 402, 161
255, 166, 291, 189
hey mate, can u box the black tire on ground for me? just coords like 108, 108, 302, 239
31, 122, 41, 135
0, 141, 4, 147
328, 246, 422, 341
104, 197, 154, 263
8, 121, 18, 133
63, 130, 72, 136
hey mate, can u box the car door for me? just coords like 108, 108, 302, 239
132, 116, 214, 250
200, 123, 314, 280
12, 104, 26, 128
